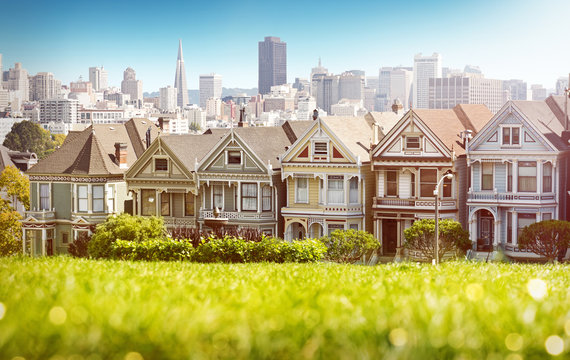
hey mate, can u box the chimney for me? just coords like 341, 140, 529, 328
238, 107, 248, 127
392, 99, 403, 114
312, 109, 319, 120
158, 117, 170, 133
114, 142, 128, 169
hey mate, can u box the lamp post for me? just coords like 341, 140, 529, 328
434, 173, 454, 265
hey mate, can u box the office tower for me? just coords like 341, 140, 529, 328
363, 87, 376, 111
29, 72, 62, 101
0, 54, 2, 89
199, 73, 222, 109
312, 74, 339, 114
39, 98, 79, 124
296, 97, 317, 120
258, 36, 287, 95
366, 76, 379, 92
89, 66, 108, 91
310, 58, 328, 97
338, 72, 364, 101
531, 84, 547, 101
503, 79, 527, 101
413, 53, 442, 108
121, 67, 143, 105
555, 77, 568, 95
428, 76, 503, 113
159, 86, 178, 112
6, 62, 29, 102
174, 39, 189, 108
378, 67, 413, 111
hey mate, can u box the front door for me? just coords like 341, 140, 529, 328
479, 217, 494, 250
382, 219, 398, 254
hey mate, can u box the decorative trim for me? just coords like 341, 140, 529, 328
29, 175, 119, 183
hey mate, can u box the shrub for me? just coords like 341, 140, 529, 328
320, 229, 381, 263
192, 235, 253, 263
518, 220, 570, 262
88, 214, 166, 259
404, 219, 469, 262
68, 232, 91, 258
281, 238, 327, 263
111, 239, 194, 261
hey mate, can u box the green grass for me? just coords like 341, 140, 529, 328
0, 257, 569, 360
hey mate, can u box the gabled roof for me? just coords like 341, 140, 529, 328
321, 117, 373, 160
27, 118, 160, 176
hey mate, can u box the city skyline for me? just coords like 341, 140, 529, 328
1, 0, 569, 92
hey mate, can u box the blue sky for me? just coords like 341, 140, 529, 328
1, 0, 568, 92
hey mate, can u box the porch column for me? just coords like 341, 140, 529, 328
22, 228, 26, 255
396, 220, 401, 248
87, 184, 92, 214
513, 160, 518, 193
345, 176, 349, 205
512, 211, 518, 246
257, 182, 262, 213
137, 190, 142, 215
42, 228, 46, 256
237, 182, 241, 211
494, 217, 501, 247
469, 217, 477, 248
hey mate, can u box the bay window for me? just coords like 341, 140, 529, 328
327, 175, 344, 204
507, 163, 513, 192
141, 189, 156, 216
420, 169, 437, 198
78, 185, 88, 212
262, 186, 272, 211
349, 177, 358, 203
185, 192, 195, 216
543, 162, 552, 192
161, 192, 170, 216
481, 163, 493, 190
442, 176, 452, 198
517, 213, 536, 239
40, 184, 50, 210
386, 171, 398, 196
213, 185, 223, 209
518, 161, 536, 192
92, 185, 104, 213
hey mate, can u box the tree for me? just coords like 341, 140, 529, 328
319, 229, 381, 263
189, 122, 202, 132
3, 120, 56, 159
404, 219, 470, 262
0, 165, 30, 210
518, 220, 570, 262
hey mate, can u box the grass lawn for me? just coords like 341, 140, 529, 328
0, 257, 569, 360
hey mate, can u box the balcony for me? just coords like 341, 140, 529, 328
199, 209, 275, 221
373, 197, 457, 211
281, 205, 363, 216
467, 191, 556, 205
24, 209, 56, 222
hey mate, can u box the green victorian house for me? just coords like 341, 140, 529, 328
22, 118, 160, 256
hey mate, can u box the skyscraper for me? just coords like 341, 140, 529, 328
29, 72, 62, 101
413, 53, 442, 109
199, 73, 222, 109
89, 66, 108, 91
258, 36, 287, 95
121, 67, 143, 106
174, 39, 189, 108
7, 62, 29, 102
0, 54, 3, 89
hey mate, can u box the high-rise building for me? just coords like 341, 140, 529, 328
531, 84, 547, 101
89, 66, 108, 91
413, 53, 442, 109
312, 74, 339, 114
39, 98, 79, 125
159, 86, 178, 112
377, 67, 413, 111
121, 67, 143, 106
6, 62, 29, 102
555, 76, 569, 95
310, 58, 328, 97
258, 36, 287, 95
199, 73, 222, 109
338, 72, 364, 101
174, 39, 189, 108
428, 76, 503, 113
503, 79, 527, 101
29, 72, 62, 101
0, 54, 3, 89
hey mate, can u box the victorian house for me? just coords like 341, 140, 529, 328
125, 121, 311, 236
466, 96, 570, 258
280, 116, 376, 240
22, 119, 160, 256
370, 105, 492, 255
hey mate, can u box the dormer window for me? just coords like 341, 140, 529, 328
155, 158, 168, 171
406, 136, 421, 149
502, 126, 520, 146
314, 142, 328, 156
228, 151, 241, 164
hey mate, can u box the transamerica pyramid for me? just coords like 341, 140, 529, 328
174, 39, 189, 108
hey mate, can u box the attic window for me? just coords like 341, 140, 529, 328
228, 151, 241, 164
406, 136, 421, 149
314, 142, 328, 156
155, 158, 168, 171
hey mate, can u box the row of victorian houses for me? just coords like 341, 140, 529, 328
21, 95, 570, 260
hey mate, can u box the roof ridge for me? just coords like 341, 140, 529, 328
64, 132, 94, 174
90, 132, 112, 174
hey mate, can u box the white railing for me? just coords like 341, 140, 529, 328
24, 209, 55, 221
468, 192, 556, 203
373, 197, 457, 210
199, 209, 275, 221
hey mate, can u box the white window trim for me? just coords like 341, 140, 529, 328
499, 125, 522, 147
385, 170, 398, 197
311, 140, 329, 161
38, 183, 51, 211
226, 149, 243, 165
480, 162, 494, 192
153, 155, 169, 172
295, 178, 309, 204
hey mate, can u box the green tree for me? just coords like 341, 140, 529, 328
404, 219, 470, 262
518, 220, 570, 262
0, 199, 22, 256
319, 229, 381, 263
189, 122, 202, 132
0, 165, 30, 210
3, 120, 56, 159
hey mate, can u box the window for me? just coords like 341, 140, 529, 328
92, 185, 104, 213
213, 185, 223, 209
241, 183, 257, 211
543, 162, 552, 192
262, 186, 272, 211
543, 213, 552, 221
62, 232, 69, 244
349, 224, 359, 230
141, 189, 156, 216
517, 213, 536, 239
518, 161, 537, 192
296, 178, 308, 203
327, 223, 344, 236
161, 193, 170, 216
40, 184, 50, 210
442, 176, 452, 198
420, 169, 437, 198
313, 142, 327, 156
349, 177, 358, 204
184, 192, 194, 216
481, 163, 493, 190
78, 185, 88, 212
327, 175, 344, 204
411, 173, 416, 197
502, 127, 520, 146
406, 136, 420, 149
386, 171, 398, 196
319, 179, 325, 204
228, 151, 241, 164
507, 212, 512, 244
507, 163, 513, 192
107, 185, 115, 213
155, 158, 168, 171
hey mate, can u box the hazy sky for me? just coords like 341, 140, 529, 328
1, 0, 568, 92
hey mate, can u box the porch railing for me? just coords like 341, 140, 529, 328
199, 209, 275, 221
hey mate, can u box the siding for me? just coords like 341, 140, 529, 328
377, 171, 384, 197
53, 183, 71, 219
172, 193, 184, 218
472, 163, 480, 191
204, 187, 211, 209
456, 157, 468, 230
274, 173, 286, 238
115, 182, 128, 213
399, 172, 411, 199
495, 163, 506, 193
363, 165, 375, 234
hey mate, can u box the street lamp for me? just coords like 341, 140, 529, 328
433, 173, 454, 265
